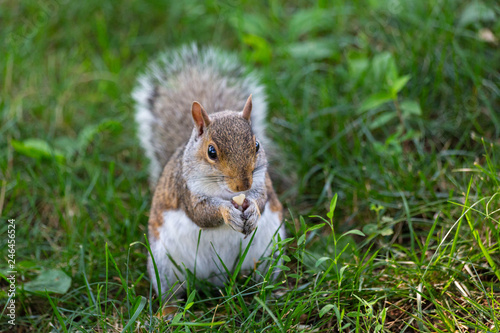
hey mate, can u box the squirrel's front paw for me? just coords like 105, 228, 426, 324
220, 199, 261, 237
241, 199, 261, 237
220, 204, 247, 234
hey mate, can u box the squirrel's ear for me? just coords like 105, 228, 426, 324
242, 94, 252, 121
191, 101, 211, 136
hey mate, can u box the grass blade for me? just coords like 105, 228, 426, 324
46, 291, 68, 333
254, 295, 284, 332
122, 296, 147, 332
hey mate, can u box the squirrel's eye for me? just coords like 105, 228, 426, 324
207, 145, 217, 160
255, 141, 260, 153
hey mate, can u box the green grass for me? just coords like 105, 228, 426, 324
1, 0, 500, 331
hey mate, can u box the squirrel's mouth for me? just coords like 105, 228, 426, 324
219, 185, 248, 201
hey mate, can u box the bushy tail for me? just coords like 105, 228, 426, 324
132, 44, 268, 187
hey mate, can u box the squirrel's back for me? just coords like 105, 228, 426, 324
132, 44, 268, 186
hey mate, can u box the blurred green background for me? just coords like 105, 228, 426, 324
1, 0, 499, 331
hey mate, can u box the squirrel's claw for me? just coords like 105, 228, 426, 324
231, 198, 250, 212
241, 199, 260, 237
220, 204, 246, 234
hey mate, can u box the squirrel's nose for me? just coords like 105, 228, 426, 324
235, 178, 252, 192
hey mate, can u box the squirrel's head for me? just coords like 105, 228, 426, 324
183, 95, 267, 199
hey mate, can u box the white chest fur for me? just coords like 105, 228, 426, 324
148, 202, 284, 299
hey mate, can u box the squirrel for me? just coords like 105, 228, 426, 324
132, 44, 285, 301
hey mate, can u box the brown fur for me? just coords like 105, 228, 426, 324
148, 147, 185, 239
207, 115, 256, 192
266, 173, 283, 220
148, 100, 277, 240
149, 147, 227, 239
149, 144, 260, 239
148, 122, 272, 240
